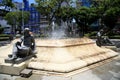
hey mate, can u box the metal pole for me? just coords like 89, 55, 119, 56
22, 2, 24, 30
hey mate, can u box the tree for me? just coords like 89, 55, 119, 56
35, 0, 73, 24
73, 7, 100, 34
59, 6, 75, 21
0, 25, 4, 34
0, 0, 15, 11
4, 11, 30, 34
76, 0, 120, 34
93, 0, 120, 31
36, 0, 120, 36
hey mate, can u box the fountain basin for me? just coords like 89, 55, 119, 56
28, 38, 118, 72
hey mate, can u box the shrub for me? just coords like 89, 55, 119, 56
85, 31, 97, 37
0, 34, 10, 37
0, 34, 13, 41
0, 26, 4, 34
0, 37, 9, 41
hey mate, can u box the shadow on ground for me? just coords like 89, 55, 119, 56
91, 56, 120, 80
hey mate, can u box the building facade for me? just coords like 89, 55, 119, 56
13, 2, 22, 11
19, 0, 40, 33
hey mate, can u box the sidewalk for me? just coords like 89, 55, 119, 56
0, 55, 120, 80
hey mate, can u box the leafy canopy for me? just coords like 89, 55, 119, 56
4, 11, 30, 27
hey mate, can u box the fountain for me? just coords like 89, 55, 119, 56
0, 20, 118, 76
28, 38, 118, 72
28, 21, 118, 73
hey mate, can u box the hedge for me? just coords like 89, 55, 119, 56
85, 32, 120, 39
0, 34, 13, 41
0, 37, 10, 41
0, 34, 10, 37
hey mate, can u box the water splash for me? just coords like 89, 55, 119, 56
48, 21, 67, 39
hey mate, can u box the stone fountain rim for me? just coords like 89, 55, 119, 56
36, 37, 95, 47
36, 42, 95, 48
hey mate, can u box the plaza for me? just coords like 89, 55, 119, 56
0, 0, 120, 80
0, 38, 120, 80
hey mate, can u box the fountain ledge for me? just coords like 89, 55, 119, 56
28, 38, 118, 73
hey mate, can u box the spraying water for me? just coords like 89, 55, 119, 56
48, 21, 67, 39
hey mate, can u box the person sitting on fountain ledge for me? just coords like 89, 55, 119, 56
9, 28, 36, 60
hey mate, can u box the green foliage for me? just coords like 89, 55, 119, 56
0, 27, 4, 34
59, 6, 75, 21
84, 31, 97, 37
85, 32, 120, 39
0, 0, 15, 10
4, 11, 30, 26
105, 7, 120, 17
0, 37, 9, 40
4, 11, 30, 31
93, 0, 120, 30
0, 34, 10, 37
71, 6, 100, 33
103, 7, 120, 29
35, 0, 72, 23
0, 34, 11, 41
36, 0, 120, 34
109, 35, 120, 39
0, 25, 4, 34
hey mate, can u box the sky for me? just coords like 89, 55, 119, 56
14, 0, 36, 4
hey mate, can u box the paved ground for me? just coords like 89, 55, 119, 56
0, 55, 120, 80
0, 39, 120, 80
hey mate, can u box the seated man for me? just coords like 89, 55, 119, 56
9, 28, 36, 60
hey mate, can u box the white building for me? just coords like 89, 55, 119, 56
13, 2, 22, 11
0, 20, 11, 34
